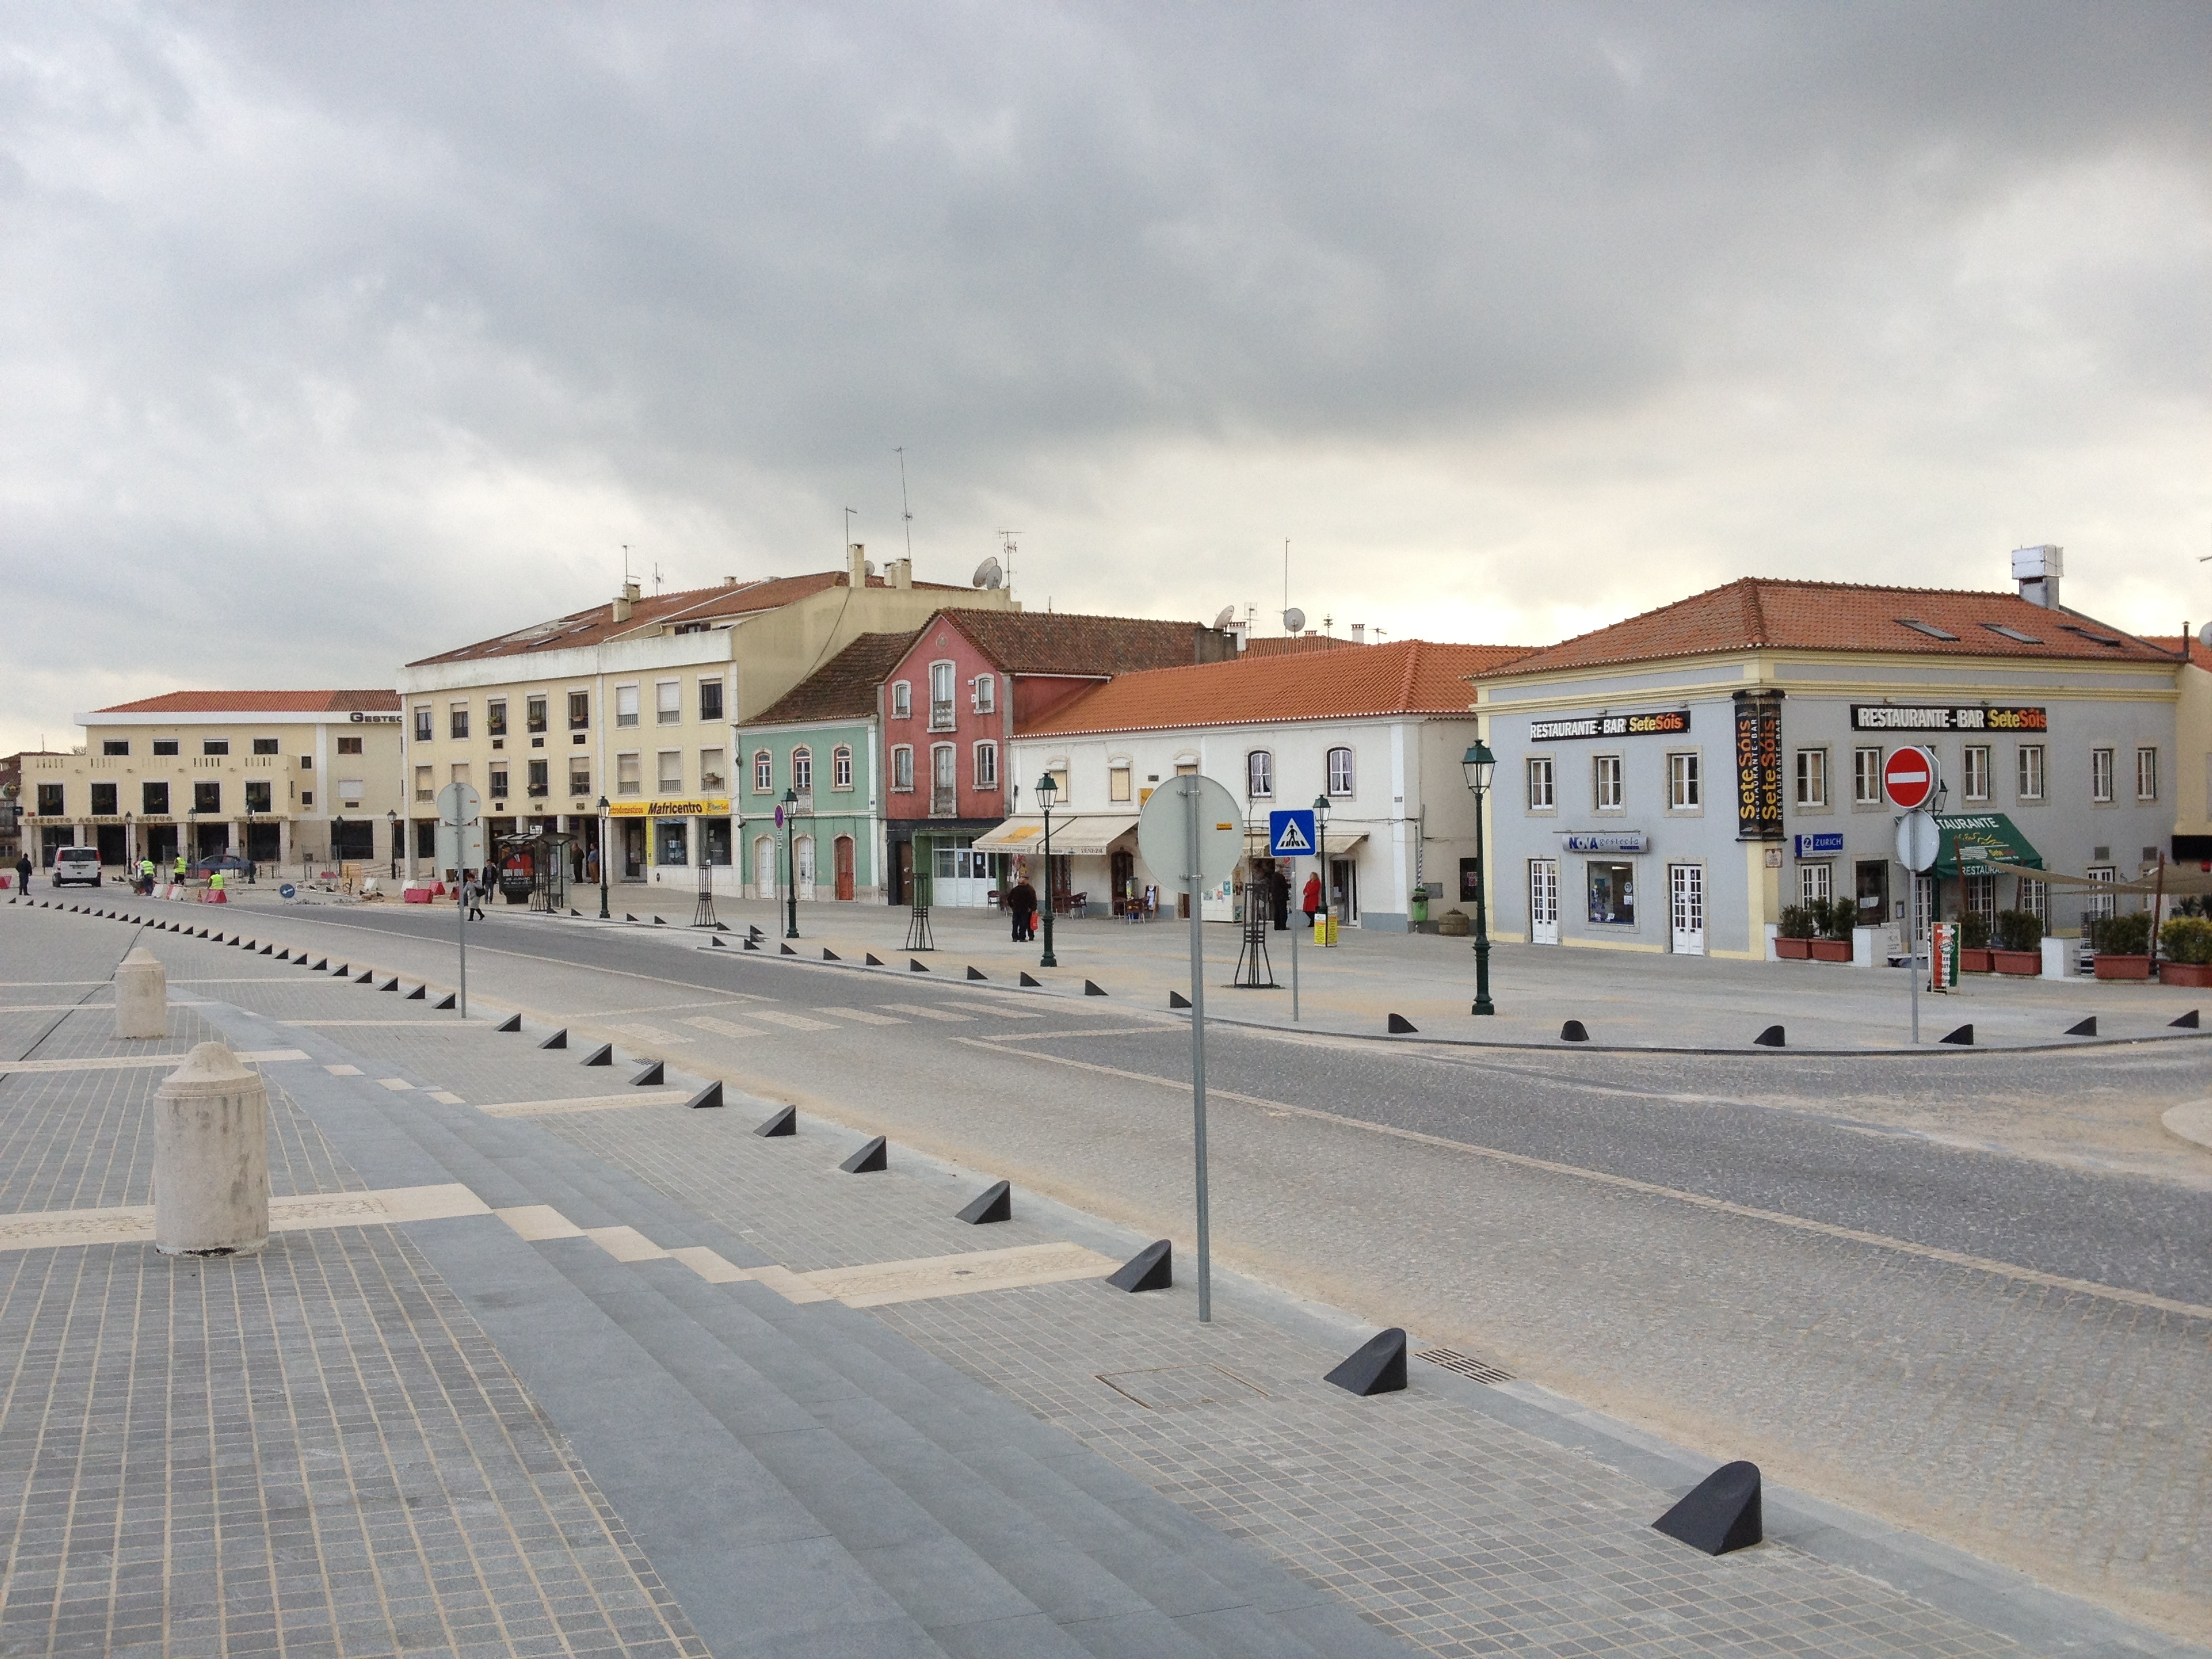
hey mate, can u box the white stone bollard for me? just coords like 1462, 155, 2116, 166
115, 947, 168, 1039
2041, 935, 2073, 980
152, 1042, 270, 1256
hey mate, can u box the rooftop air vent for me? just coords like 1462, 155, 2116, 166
1896, 619, 1961, 641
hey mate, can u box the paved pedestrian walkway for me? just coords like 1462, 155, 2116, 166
3, 895, 2203, 1657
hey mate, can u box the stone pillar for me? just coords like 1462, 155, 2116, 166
278, 817, 293, 874
152, 1042, 270, 1256
115, 947, 167, 1039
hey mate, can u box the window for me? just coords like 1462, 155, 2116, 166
152, 739, 179, 756
568, 690, 591, 731
1246, 750, 1274, 799
142, 781, 169, 815
890, 681, 912, 718
931, 744, 957, 810
414, 765, 433, 802
657, 680, 681, 725
832, 747, 853, 790
445, 703, 466, 739
2085, 865, 2118, 921
1109, 763, 1132, 802
203, 739, 230, 756
1328, 747, 1355, 796
1800, 862, 1832, 905
615, 684, 640, 728
249, 737, 277, 756
194, 781, 221, 813
244, 780, 272, 813
2016, 876, 2049, 928
2136, 747, 2158, 801
527, 760, 548, 796
414, 707, 432, 741
449, 762, 470, 786
929, 663, 956, 730
893, 745, 914, 792
792, 747, 812, 793
486, 699, 508, 737
1963, 872, 1996, 926
1962, 745, 1990, 801
974, 742, 998, 790
569, 762, 591, 796
90, 783, 118, 816
1853, 747, 1883, 804
659, 751, 683, 794
753, 750, 773, 792
1048, 765, 1069, 802
974, 674, 996, 714
102, 739, 129, 756
489, 764, 510, 800
615, 753, 640, 796
338, 735, 363, 756
300, 793, 312, 808
699, 748, 726, 791
1586, 861, 1635, 924
300, 754, 312, 769
35, 783, 62, 815
1667, 752, 1700, 811
527, 695, 547, 734
2017, 744, 2045, 801
336, 779, 362, 807
2091, 747, 2114, 803
1794, 749, 1828, 808
699, 679, 724, 722
1526, 756, 1555, 811
1593, 755, 1622, 811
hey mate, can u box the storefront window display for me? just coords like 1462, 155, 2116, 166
1586, 861, 1636, 925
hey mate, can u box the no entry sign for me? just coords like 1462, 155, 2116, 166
1883, 746, 1938, 811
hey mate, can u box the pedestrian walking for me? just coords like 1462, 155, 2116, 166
1007, 877, 1038, 943
1269, 866, 1290, 931
467, 872, 487, 921
13, 853, 30, 893
1302, 872, 1322, 928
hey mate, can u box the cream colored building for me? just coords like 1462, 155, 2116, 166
2160, 632, 2211, 864
24, 691, 405, 876
394, 551, 1012, 890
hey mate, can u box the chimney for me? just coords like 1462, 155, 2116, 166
2011, 545, 2063, 609
888, 558, 912, 590
1349, 623, 1365, 644
612, 579, 640, 623
847, 542, 866, 587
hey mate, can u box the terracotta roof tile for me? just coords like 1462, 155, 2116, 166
936, 611, 1231, 676
2146, 635, 2209, 668
1490, 578, 2177, 676
747, 632, 921, 726
1239, 634, 1370, 657
91, 690, 402, 714
1019, 641, 1528, 737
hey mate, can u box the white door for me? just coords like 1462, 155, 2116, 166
796, 834, 816, 899
754, 836, 779, 900
1668, 863, 1705, 956
1529, 859, 1559, 945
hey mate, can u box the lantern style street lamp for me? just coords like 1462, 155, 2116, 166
782, 787, 800, 939
386, 808, 398, 880
1462, 740, 1496, 1015
1035, 772, 1059, 968
596, 796, 611, 919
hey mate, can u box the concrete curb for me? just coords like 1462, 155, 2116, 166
2161, 1101, 2212, 1153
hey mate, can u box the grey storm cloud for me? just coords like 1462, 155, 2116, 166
2, 2, 2209, 750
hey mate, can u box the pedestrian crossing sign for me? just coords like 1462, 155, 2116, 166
1269, 808, 1317, 858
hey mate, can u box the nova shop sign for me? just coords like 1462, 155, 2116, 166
1850, 704, 2046, 733
1528, 709, 1690, 741
1559, 832, 1648, 853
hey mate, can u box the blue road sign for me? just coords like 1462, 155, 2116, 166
279, 883, 297, 899
1269, 808, 1317, 859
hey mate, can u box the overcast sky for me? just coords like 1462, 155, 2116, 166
4, 3, 2209, 754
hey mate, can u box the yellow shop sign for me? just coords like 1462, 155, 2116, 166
609, 797, 731, 818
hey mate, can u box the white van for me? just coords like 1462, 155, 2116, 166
53, 846, 102, 888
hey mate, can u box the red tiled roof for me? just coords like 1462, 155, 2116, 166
748, 632, 921, 726
1240, 634, 1370, 657
1019, 641, 1528, 737
2146, 635, 2210, 668
1489, 579, 2178, 677
933, 611, 1231, 676
91, 690, 402, 714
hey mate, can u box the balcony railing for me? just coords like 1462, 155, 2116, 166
930, 788, 956, 817
929, 702, 956, 731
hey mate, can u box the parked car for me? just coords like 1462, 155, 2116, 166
186, 854, 255, 882
52, 846, 103, 887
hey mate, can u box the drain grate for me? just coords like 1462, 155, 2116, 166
1416, 1347, 1513, 1385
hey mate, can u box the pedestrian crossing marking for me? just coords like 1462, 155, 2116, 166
812, 1006, 909, 1025
879, 1003, 972, 1023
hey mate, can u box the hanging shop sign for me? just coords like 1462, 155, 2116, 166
1733, 694, 1784, 842
1528, 709, 1691, 742
1792, 832, 1845, 859
1559, 832, 1648, 853
609, 797, 732, 818
1850, 704, 2047, 733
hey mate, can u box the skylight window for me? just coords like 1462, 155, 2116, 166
2057, 624, 2123, 648
1981, 623, 2043, 644
1895, 618, 1960, 641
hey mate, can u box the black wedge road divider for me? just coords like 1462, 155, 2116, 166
538, 1029, 568, 1050
754, 1104, 798, 1137
432, 994, 456, 1010
570, 908, 581, 917
1324, 1328, 1408, 1397
311, 958, 327, 972
1940, 1023, 1974, 1046
1387, 1013, 1418, 1034
711, 935, 728, 947
275, 949, 290, 962
379, 978, 400, 993
748, 925, 764, 941
966, 966, 987, 981
651, 916, 665, 925
840, 1135, 888, 1174
911, 958, 929, 972
779, 943, 796, 956
1652, 1461, 1763, 1556
1019, 972, 1041, 987
331, 964, 348, 977
956, 1181, 1012, 1225
355, 970, 374, 983
1108, 1240, 1174, 1292
1084, 980, 1107, 996
1168, 990, 1191, 1010
1560, 1020, 1590, 1043
580, 1043, 614, 1067
406, 984, 427, 1000
2175, 1009, 2202, 1029
630, 1061, 665, 1086
1753, 1025, 1785, 1048
743, 939, 760, 951
2066, 1016, 2097, 1036
822, 948, 840, 961
716, 922, 731, 933
626, 913, 638, 922
495, 1012, 523, 1032
260, 944, 274, 956
865, 952, 884, 966
686, 1080, 724, 1110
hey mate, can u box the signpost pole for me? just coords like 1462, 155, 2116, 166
1907, 862, 1917, 1043
1186, 778, 1212, 1324
1290, 878, 1299, 1023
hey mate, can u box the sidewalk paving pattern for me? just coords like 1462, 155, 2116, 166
1, 895, 2203, 1657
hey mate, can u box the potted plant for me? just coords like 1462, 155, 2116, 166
1776, 904, 1815, 960
1991, 909, 2043, 975
2091, 911, 2154, 979
1955, 911, 1994, 973
2158, 915, 2212, 987
1808, 899, 1854, 962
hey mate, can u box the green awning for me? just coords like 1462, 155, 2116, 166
1933, 813, 2042, 879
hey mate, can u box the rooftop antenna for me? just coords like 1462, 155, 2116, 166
1283, 539, 1290, 632
651, 561, 664, 597
996, 529, 1019, 594
844, 506, 858, 553
895, 448, 914, 563
622, 544, 634, 586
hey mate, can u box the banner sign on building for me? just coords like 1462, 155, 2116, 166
1528, 709, 1691, 742
1849, 704, 2047, 733
1734, 694, 1784, 842
609, 797, 732, 818
1793, 832, 1845, 859
1559, 832, 1648, 853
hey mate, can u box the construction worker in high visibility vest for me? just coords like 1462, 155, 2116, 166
138, 857, 155, 895
173, 853, 186, 883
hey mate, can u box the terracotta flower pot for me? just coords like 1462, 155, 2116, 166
1959, 947, 1995, 973
2157, 960, 2212, 987
1808, 938, 1853, 962
1991, 949, 2041, 976
1775, 937, 1811, 960
2093, 954, 2152, 981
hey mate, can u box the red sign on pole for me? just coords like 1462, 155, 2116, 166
1883, 746, 1938, 811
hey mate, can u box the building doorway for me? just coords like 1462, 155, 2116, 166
834, 836, 855, 901
194, 823, 228, 859
621, 819, 646, 878
1668, 863, 1705, 956
1328, 857, 1358, 924
145, 825, 178, 869
1528, 859, 1559, 945
96, 825, 127, 866
796, 834, 816, 899
246, 821, 281, 864
1855, 859, 1890, 928
754, 835, 779, 899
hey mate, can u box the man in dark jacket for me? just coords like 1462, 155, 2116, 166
1268, 866, 1291, 930
1006, 878, 1038, 942
12, 854, 30, 894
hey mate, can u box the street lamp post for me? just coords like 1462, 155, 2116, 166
245, 802, 258, 882
1311, 794, 1328, 933
782, 787, 800, 939
1035, 773, 1059, 968
596, 796, 611, 919
186, 808, 198, 874
1462, 741, 1496, 1015
386, 809, 398, 880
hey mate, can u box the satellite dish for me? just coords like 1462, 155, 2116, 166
1212, 605, 1237, 630
971, 556, 1004, 590
1282, 607, 1306, 634
2199, 620, 2212, 648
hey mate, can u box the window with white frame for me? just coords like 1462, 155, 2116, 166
657, 751, 682, 794
616, 753, 640, 795
414, 706, 433, 742
1963, 872, 1996, 925
615, 684, 639, 727
1327, 747, 1354, 796
2017, 744, 2045, 801
2015, 876, 2049, 927
1109, 762, 1132, 802
698, 678, 724, 722
973, 741, 998, 790
1799, 862, 1832, 905
656, 680, 681, 725
890, 681, 911, 718
1963, 745, 1990, 802
929, 663, 956, 730
2136, 746, 2158, 801
414, 764, 433, 803
1593, 754, 1622, 811
568, 760, 591, 796
1794, 748, 1828, 808
1666, 752, 1700, 811
2091, 747, 2114, 803
893, 745, 914, 792
832, 746, 853, 790
931, 744, 956, 804
1526, 756, 1555, 811
449, 702, 470, 740
1853, 747, 1883, 804
2085, 865, 2118, 920
973, 674, 996, 714
752, 750, 772, 792
792, 747, 812, 793
1246, 750, 1273, 798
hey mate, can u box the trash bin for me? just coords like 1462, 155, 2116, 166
1409, 887, 1429, 924
115, 947, 167, 1039
152, 1042, 270, 1256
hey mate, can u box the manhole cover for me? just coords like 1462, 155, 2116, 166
1095, 1364, 1271, 1410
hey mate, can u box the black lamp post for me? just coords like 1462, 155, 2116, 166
186, 806, 198, 872
245, 801, 258, 881
1462, 740, 1496, 1015
782, 787, 800, 939
1035, 772, 1059, 968
596, 796, 611, 919
1311, 794, 1328, 929
386, 809, 398, 880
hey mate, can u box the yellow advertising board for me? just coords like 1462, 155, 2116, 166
609, 798, 731, 818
